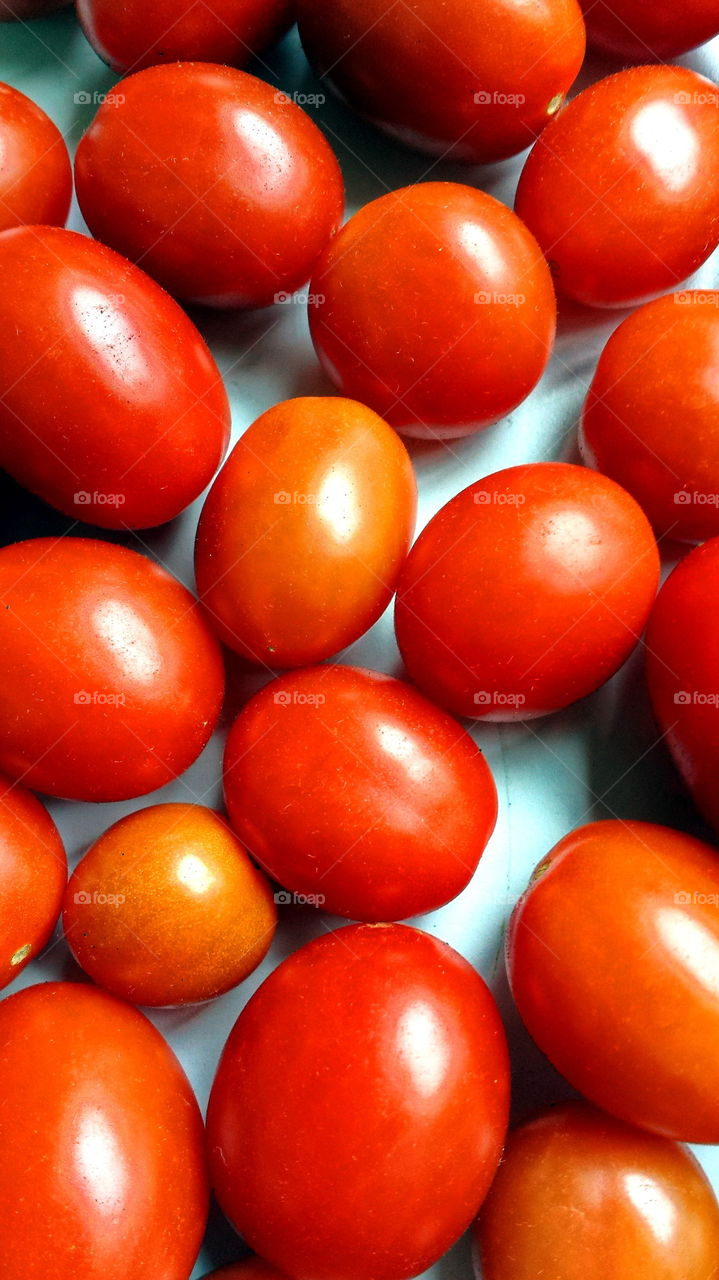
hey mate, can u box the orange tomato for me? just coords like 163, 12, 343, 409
0, 773, 66, 989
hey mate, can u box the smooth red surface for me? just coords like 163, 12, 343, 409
646, 537, 719, 835
309, 183, 556, 438
64, 803, 276, 1006
508, 820, 719, 1141
0, 982, 208, 1279
0, 227, 230, 529
223, 666, 497, 922
77, 0, 294, 72
0, 537, 225, 802
579, 0, 719, 59
207, 923, 510, 1280
195, 397, 417, 667
75, 63, 344, 308
515, 66, 719, 308
0, 773, 66, 989
581, 291, 719, 542
297, 0, 585, 163
0, 83, 71, 230
474, 1102, 719, 1280
395, 462, 659, 720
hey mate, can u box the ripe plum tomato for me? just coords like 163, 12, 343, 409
223, 665, 498, 922
0, 83, 71, 230
579, 0, 719, 59
646, 537, 719, 835
75, 63, 344, 308
474, 1101, 719, 1280
297, 0, 585, 164
0, 537, 225, 802
515, 66, 719, 308
0, 773, 66, 989
508, 820, 719, 1141
0, 982, 208, 1280
0, 227, 230, 529
580, 291, 719, 542
207, 923, 510, 1280
309, 183, 556, 439
77, 0, 294, 73
395, 462, 659, 720
195, 397, 417, 667
63, 804, 276, 1006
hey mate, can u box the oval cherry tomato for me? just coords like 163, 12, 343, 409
195, 397, 417, 667
474, 1101, 719, 1280
0, 537, 225, 802
0, 0, 68, 17
309, 183, 556, 438
63, 803, 276, 1006
75, 64, 344, 308
0, 982, 207, 1280
579, 0, 719, 59
395, 462, 659, 720
77, 0, 294, 73
0, 227, 230, 529
297, 0, 585, 163
223, 665, 498, 922
646, 537, 719, 835
0, 773, 66, 989
0, 83, 71, 231
508, 820, 719, 1141
207, 923, 509, 1280
515, 66, 719, 308
580, 291, 719, 543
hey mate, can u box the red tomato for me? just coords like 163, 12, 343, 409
646, 537, 719, 835
77, 0, 294, 73
395, 462, 659, 720
474, 1101, 719, 1280
0, 982, 208, 1279
309, 183, 556, 439
580, 291, 719, 542
0, 227, 230, 529
297, 0, 585, 163
223, 665, 498, 922
508, 820, 719, 1141
0, 773, 66, 989
579, 0, 719, 59
75, 64, 344, 308
207, 923, 509, 1280
0, 83, 71, 231
0, 537, 225, 802
63, 803, 276, 1006
195, 397, 417, 667
0, 0, 68, 16
515, 66, 719, 308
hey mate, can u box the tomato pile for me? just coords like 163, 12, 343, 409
0, 4, 718, 1279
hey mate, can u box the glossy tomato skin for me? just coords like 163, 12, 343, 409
0, 227, 230, 529
0, 982, 208, 1280
207, 923, 510, 1280
309, 183, 556, 439
77, 0, 294, 73
580, 292, 719, 542
474, 1101, 719, 1280
298, 0, 585, 163
395, 463, 659, 720
64, 803, 276, 1006
0, 773, 66, 989
223, 666, 498, 922
579, 0, 719, 59
195, 397, 417, 666
0, 538, 225, 802
508, 820, 719, 1141
75, 64, 344, 308
515, 66, 719, 308
646, 538, 719, 834
0, 84, 71, 231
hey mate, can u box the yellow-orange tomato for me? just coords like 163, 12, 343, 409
0, 773, 66, 989
195, 397, 417, 667
63, 803, 276, 1007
